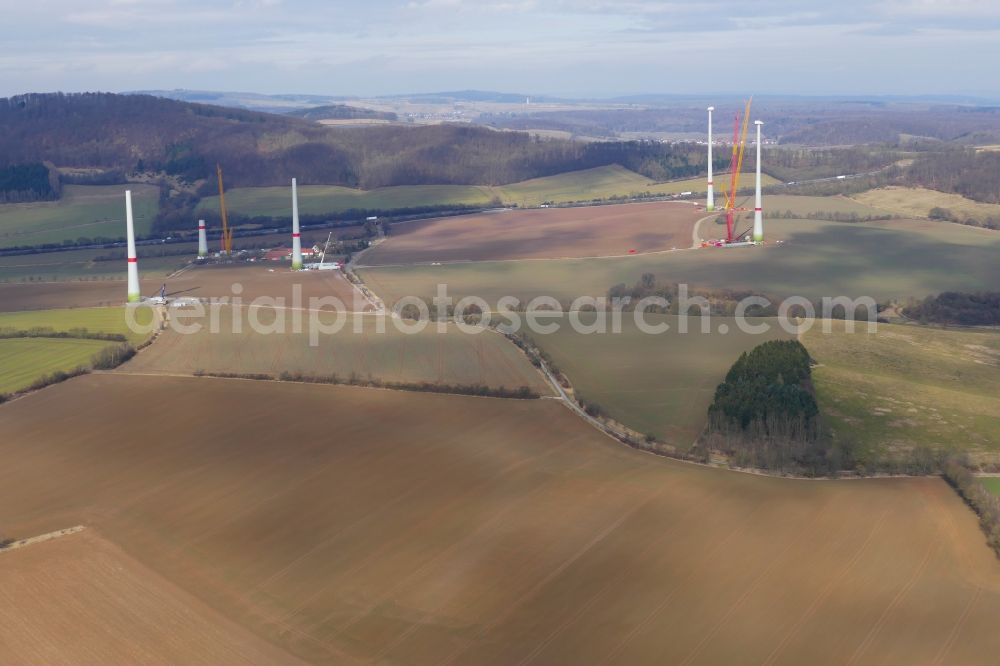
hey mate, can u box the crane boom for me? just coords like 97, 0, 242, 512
733, 97, 753, 197
723, 97, 753, 243
216, 164, 233, 255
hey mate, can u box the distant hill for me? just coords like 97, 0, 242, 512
286, 104, 397, 122
132, 89, 350, 113
0, 93, 714, 192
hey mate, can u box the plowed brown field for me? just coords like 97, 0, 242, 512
1, 374, 998, 665
0, 530, 302, 665
359, 201, 702, 266
124, 311, 551, 394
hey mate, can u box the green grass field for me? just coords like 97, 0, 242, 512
0, 307, 154, 393
0, 337, 111, 393
198, 165, 781, 217
0, 306, 153, 344
495, 166, 780, 207
200, 183, 497, 217
804, 321, 1000, 468
982, 478, 1000, 496
530, 314, 791, 446
360, 217, 1000, 307
0, 185, 159, 249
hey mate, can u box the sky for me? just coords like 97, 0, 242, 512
3, 0, 1000, 99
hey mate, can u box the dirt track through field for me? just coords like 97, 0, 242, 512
1, 374, 999, 664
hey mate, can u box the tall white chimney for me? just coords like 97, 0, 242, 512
197, 219, 208, 257
753, 120, 764, 243
291, 178, 302, 270
125, 190, 141, 303
706, 106, 715, 212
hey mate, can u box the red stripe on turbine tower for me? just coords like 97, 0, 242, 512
292, 233, 301, 238
127, 257, 138, 263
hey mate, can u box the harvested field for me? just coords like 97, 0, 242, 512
759, 194, 891, 218
0, 264, 369, 312
0, 280, 150, 312
1, 374, 999, 665
159, 264, 370, 308
125, 309, 551, 394
0, 247, 187, 283
851, 186, 1000, 224
0, 530, 302, 665
359, 201, 703, 265
360, 217, 1000, 306
531, 314, 792, 445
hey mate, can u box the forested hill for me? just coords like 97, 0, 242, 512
0, 93, 715, 190
285, 104, 397, 122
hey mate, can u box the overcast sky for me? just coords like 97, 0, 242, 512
3, 0, 1000, 99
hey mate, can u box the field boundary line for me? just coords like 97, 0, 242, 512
0, 525, 85, 554
100, 369, 546, 402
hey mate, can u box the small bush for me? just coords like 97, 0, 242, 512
24, 366, 89, 392
90, 344, 136, 370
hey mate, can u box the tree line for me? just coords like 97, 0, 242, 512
605, 274, 881, 321
0, 162, 58, 203
906, 149, 1000, 205
942, 457, 1000, 557
191, 369, 539, 399
903, 292, 1000, 326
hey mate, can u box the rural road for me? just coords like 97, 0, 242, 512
691, 212, 721, 248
